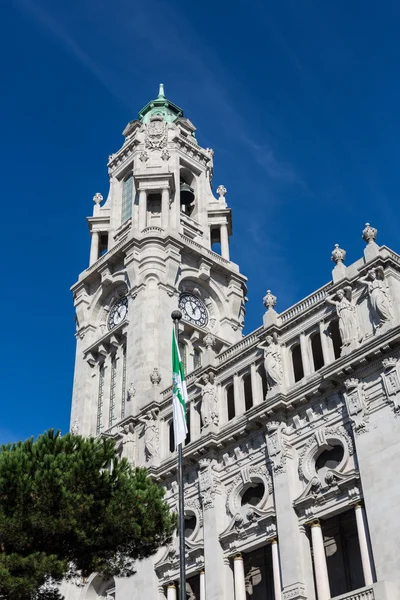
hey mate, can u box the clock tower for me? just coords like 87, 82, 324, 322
70, 84, 247, 439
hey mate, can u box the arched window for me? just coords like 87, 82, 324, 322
311, 332, 324, 371
227, 384, 235, 420
292, 344, 304, 382
328, 319, 342, 359
169, 421, 175, 453
193, 348, 202, 371
243, 374, 253, 411
179, 342, 187, 373
258, 364, 268, 399
121, 174, 133, 223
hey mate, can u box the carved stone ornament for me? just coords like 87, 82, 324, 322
282, 582, 307, 600
266, 421, 290, 475
298, 425, 353, 482
362, 222, 378, 244
138, 409, 159, 461
150, 367, 162, 386
216, 185, 227, 199
117, 423, 136, 465
343, 378, 368, 434
381, 357, 400, 414
93, 192, 103, 205
127, 383, 136, 401
145, 114, 167, 150
331, 243, 346, 264
195, 372, 218, 428
263, 290, 277, 311
139, 150, 149, 162
198, 458, 216, 510
70, 420, 79, 435
204, 332, 215, 350
161, 148, 170, 161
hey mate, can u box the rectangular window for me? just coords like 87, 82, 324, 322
121, 345, 127, 419
109, 356, 117, 427
121, 175, 133, 223
96, 363, 105, 435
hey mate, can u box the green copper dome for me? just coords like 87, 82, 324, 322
138, 84, 183, 124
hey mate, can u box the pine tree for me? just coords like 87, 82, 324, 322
0, 430, 176, 599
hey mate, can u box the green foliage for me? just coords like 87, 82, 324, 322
0, 430, 176, 599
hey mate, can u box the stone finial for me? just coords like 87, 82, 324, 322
331, 244, 346, 265
362, 223, 377, 244
93, 192, 103, 205
263, 290, 277, 311
216, 185, 227, 200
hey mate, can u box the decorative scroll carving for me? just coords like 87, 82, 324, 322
266, 421, 290, 475
343, 378, 368, 434
198, 458, 216, 510
382, 357, 400, 414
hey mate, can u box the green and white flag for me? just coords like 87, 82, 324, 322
172, 328, 188, 448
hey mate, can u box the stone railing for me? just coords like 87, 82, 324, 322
280, 282, 333, 324
180, 234, 234, 268
217, 328, 263, 364
81, 235, 129, 278
331, 586, 374, 600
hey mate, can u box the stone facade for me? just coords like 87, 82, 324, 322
64, 86, 400, 600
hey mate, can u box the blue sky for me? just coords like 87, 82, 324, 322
2, 0, 400, 443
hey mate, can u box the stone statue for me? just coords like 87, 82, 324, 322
326, 286, 360, 353
195, 372, 218, 427
117, 423, 136, 465
127, 383, 136, 401
138, 409, 159, 460
358, 267, 393, 331
259, 333, 283, 390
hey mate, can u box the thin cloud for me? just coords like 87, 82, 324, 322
15, 0, 304, 187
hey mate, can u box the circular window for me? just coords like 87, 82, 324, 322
315, 445, 344, 473
184, 514, 197, 539
241, 483, 265, 508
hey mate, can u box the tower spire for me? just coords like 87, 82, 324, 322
158, 83, 165, 98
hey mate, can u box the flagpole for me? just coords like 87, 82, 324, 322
171, 309, 186, 600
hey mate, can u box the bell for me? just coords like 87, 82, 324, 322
180, 181, 195, 206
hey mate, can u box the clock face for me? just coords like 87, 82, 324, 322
179, 293, 208, 328
108, 297, 128, 330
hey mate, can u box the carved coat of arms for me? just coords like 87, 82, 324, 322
145, 114, 167, 150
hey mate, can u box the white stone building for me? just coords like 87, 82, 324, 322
65, 85, 400, 600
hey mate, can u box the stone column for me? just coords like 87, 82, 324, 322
354, 503, 374, 586
200, 570, 206, 600
233, 373, 244, 417
319, 320, 330, 366
161, 187, 170, 230
138, 189, 147, 231
310, 521, 330, 600
167, 582, 177, 600
220, 223, 230, 261
271, 538, 282, 600
233, 553, 246, 600
190, 400, 201, 443
300, 332, 312, 377
250, 362, 262, 405
89, 231, 99, 266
